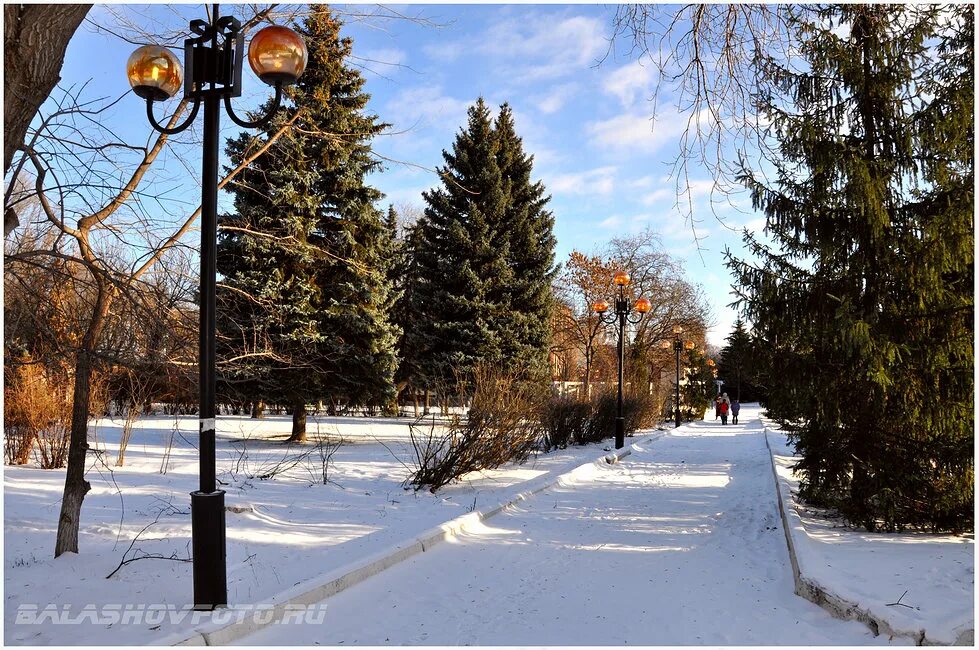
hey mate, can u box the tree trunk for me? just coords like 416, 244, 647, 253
584, 348, 592, 401
250, 400, 265, 419
4, 4, 91, 236
55, 285, 112, 557
412, 390, 419, 418
423, 389, 430, 415
287, 402, 306, 443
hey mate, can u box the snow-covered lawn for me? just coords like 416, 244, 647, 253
4, 413, 623, 645
765, 420, 974, 645
240, 406, 896, 645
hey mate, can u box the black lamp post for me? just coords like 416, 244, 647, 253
127, 4, 307, 610
593, 271, 651, 449
661, 325, 694, 428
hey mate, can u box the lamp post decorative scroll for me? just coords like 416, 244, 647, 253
593, 271, 651, 449
127, 4, 307, 610
660, 325, 695, 428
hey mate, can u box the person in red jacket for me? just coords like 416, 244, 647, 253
719, 398, 729, 424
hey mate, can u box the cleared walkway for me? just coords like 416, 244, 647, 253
244, 406, 896, 645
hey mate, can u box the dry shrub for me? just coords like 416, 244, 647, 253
541, 390, 661, 450
4, 360, 73, 467
407, 364, 547, 492
541, 397, 592, 449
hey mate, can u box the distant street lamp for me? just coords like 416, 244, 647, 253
593, 271, 651, 449
660, 325, 695, 428
708, 359, 724, 396
127, 4, 307, 610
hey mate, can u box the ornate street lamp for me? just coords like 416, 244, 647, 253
593, 271, 651, 449
660, 325, 695, 428
127, 4, 307, 610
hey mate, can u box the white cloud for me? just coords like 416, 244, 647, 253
423, 41, 465, 63
430, 13, 607, 85
483, 15, 605, 63
640, 188, 673, 206
626, 175, 657, 190
385, 85, 471, 132
603, 60, 656, 108
532, 82, 578, 114
355, 48, 408, 67
586, 110, 686, 153
546, 166, 618, 196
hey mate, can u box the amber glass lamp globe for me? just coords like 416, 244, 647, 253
127, 45, 183, 100
672, 324, 684, 335
248, 25, 307, 85
684, 340, 695, 350
707, 359, 716, 367
634, 297, 651, 313
613, 270, 630, 287
592, 300, 609, 313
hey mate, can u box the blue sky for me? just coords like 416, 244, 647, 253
52, 3, 766, 347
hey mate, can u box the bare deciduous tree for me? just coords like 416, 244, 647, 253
4, 76, 301, 556
4, 3, 92, 235
606, 5, 799, 240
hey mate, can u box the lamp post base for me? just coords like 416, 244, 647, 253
615, 417, 625, 449
191, 490, 227, 610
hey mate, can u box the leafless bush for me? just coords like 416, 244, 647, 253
229, 432, 320, 484
159, 415, 179, 475
406, 365, 547, 493
306, 425, 343, 486
541, 391, 661, 450
4, 359, 73, 467
541, 397, 593, 450
115, 371, 152, 466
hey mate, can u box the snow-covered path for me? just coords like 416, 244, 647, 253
243, 407, 895, 645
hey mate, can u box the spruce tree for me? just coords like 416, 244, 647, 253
726, 5, 973, 531
681, 348, 715, 420
412, 99, 509, 389
718, 319, 763, 403
492, 104, 557, 380
217, 6, 398, 439
390, 208, 426, 412
412, 100, 557, 394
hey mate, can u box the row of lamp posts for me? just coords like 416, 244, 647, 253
124, 4, 719, 608
592, 272, 708, 444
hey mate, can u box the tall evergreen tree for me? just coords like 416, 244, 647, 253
411, 99, 510, 388
217, 6, 399, 439
493, 104, 557, 380
717, 318, 763, 402
389, 207, 426, 412
726, 5, 973, 531
681, 348, 715, 420
412, 99, 557, 392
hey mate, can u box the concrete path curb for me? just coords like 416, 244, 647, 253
159, 432, 664, 646
762, 420, 973, 647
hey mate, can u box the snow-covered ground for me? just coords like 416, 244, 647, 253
4, 413, 623, 645
765, 421, 974, 645
240, 405, 897, 645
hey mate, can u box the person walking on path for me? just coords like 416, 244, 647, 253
731, 399, 740, 424
715, 395, 722, 420
718, 393, 731, 425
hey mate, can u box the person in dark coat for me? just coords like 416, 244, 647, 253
731, 399, 740, 424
